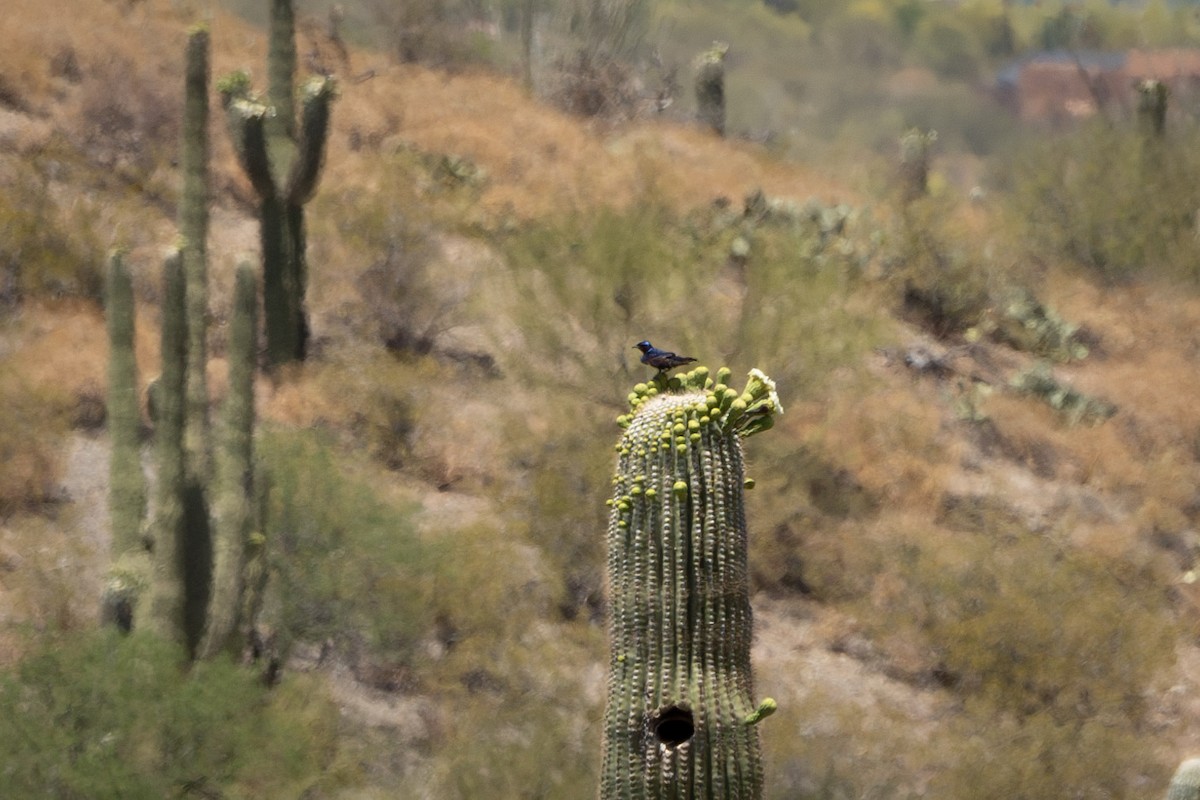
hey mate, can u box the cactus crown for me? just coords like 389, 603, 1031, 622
601, 365, 780, 799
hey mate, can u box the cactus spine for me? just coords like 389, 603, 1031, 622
695, 42, 728, 137
219, 0, 336, 368
198, 264, 258, 659
1168, 759, 1200, 800
601, 365, 781, 799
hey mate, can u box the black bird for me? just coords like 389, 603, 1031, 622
634, 340, 697, 372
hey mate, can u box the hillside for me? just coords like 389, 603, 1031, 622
6, 0, 1200, 797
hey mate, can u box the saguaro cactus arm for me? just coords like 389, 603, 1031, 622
600, 364, 781, 799
105, 250, 146, 558
218, 75, 277, 199
198, 264, 258, 659
181, 26, 212, 487
138, 249, 189, 645
286, 76, 337, 204
267, 0, 298, 137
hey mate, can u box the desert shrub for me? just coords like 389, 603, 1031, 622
823, 1, 902, 70
258, 428, 440, 662
423, 525, 604, 798
927, 534, 1172, 720
0, 359, 69, 515
505, 403, 613, 621
75, 52, 178, 179
931, 706, 1167, 799
497, 198, 713, 395
849, 524, 1176, 796
0, 152, 104, 305
911, 12, 987, 82
431, 687, 602, 799
499, 194, 881, 403
727, 200, 883, 391
316, 153, 482, 360
1002, 121, 1200, 283
896, 83, 1018, 157
546, 50, 643, 119
367, 0, 496, 66
891, 196, 993, 338
0, 630, 346, 797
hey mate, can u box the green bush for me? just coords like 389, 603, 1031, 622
1003, 122, 1200, 283
0, 362, 68, 515
840, 524, 1176, 797
891, 196, 993, 338
499, 194, 880, 403
258, 428, 439, 661
0, 630, 345, 797
911, 13, 986, 81
927, 534, 1172, 720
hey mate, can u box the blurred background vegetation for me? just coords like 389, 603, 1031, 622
8, 0, 1200, 797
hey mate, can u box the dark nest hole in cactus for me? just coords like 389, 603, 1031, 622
650, 705, 695, 748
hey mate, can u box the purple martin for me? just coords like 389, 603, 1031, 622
634, 340, 697, 373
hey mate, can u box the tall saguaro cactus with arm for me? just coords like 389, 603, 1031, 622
600, 365, 781, 799
219, 0, 336, 368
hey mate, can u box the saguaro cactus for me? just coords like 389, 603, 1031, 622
1168, 758, 1200, 800
182, 27, 212, 485
1137, 78, 1168, 139
899, 128, 936, 202
104, 251, 147, 630
695, 42, 728, 136
219, 0, 336, 368
139, 249, 189, 646
198, 264, 258, 659
600, 365, 781, 799
105, 251, 145, 557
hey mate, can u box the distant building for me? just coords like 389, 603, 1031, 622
997, 49, 1200, 125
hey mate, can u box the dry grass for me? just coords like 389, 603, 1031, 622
328, 66, 851, 219
815, 375, 962, 513
0, 0, 845, 221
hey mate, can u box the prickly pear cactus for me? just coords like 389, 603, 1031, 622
1168, 758, 1200, 800
600, 365, 781, 799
